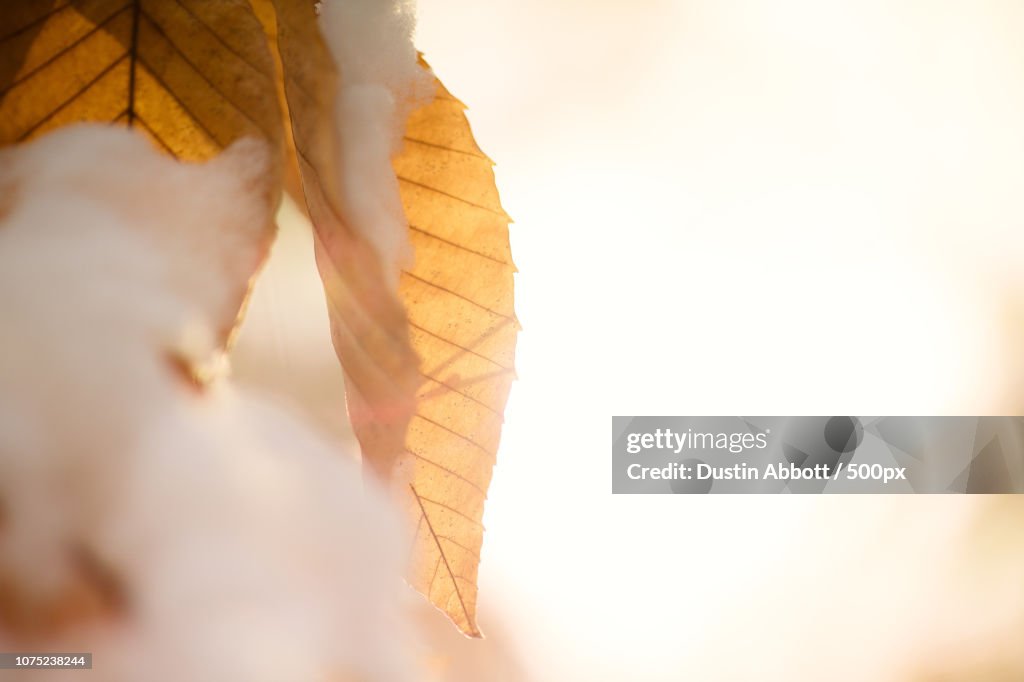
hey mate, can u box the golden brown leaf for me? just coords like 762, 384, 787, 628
0, 0, 282, 156
263, 0, 422, 482
0, 0, 284, 342
394, 68, 518, 638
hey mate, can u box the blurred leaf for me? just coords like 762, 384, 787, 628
0, 0, 283, 340
394, 67, 518, 637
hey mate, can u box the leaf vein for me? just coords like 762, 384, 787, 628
397, 175, 507, 217
135, 114, 178, 159
416, 493, 486, 530
410, 484, 475, 631
427, 554, 441, 595
418, 371, 503, 419
413, 414, 496, 462
407, 450, 488, 497
402, 271, 517, 323
0, 1, 73, 45
408, 321, 514, 372
403, 136, 489, 160
135, 53, 221, 146
0, 3, 130, 96
408, 224, 512, 266
127, 0, 139, 125
137, 9, 273, 139
18, 53, 128, 141
168, 0, 273, 84
437, 535, 482, 561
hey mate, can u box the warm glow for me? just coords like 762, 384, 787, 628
411, 1, 1024, 679
229, 2, 1024, 678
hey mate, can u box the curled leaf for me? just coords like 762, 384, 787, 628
264, 0, 422, 481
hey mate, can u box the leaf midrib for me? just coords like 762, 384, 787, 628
126, 0, 139, 125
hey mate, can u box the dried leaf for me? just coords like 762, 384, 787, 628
394, 68, 518, 637
0, 0, 283, 340
264, 0, 422, 482
259, 2, 515, 635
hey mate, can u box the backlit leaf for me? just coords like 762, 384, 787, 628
264, 0, 422, 482
0, 0, 284, 341
394, 68, 518, 637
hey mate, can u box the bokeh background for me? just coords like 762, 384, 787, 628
233, 1, 1024, 679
